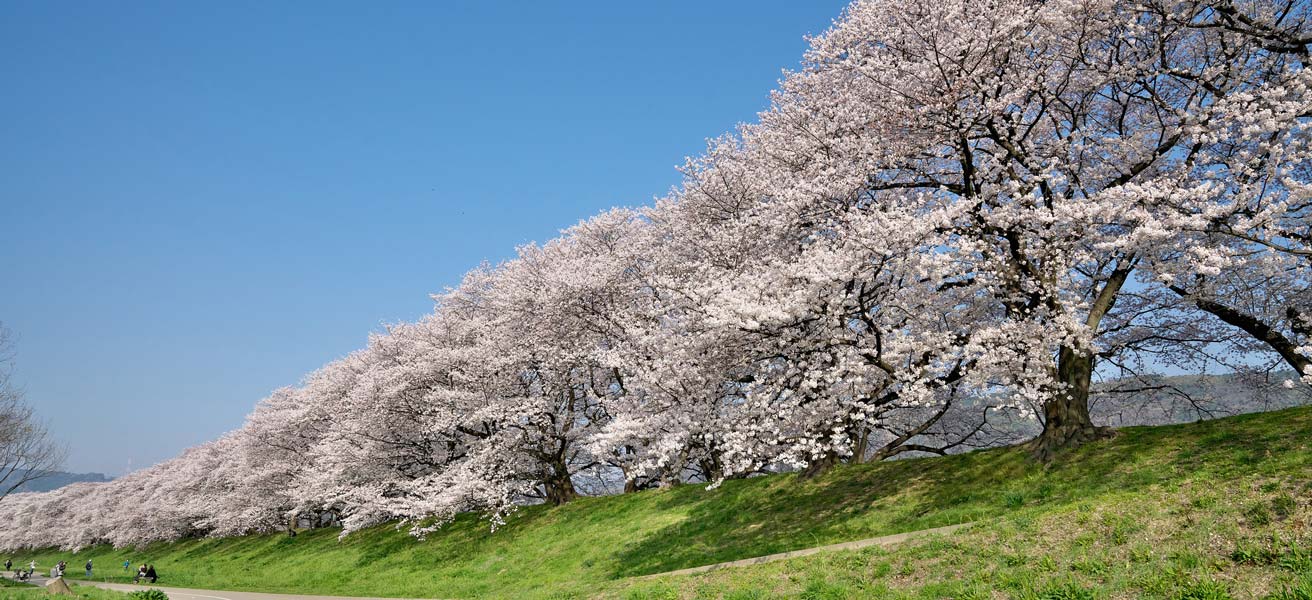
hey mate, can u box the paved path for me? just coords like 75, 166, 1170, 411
23, 575, 431, 600
10, 522, 973, 599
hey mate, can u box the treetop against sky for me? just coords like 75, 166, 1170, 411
0, 1, 848, 475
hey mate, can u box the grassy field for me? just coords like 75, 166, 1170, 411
10, 406, 1312, 599
0, 577, 136, 599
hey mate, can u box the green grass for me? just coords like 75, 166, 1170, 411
11, 406, 1312, 599
0, 579, 136, 600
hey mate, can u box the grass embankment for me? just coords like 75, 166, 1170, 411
13, 407, 1312, 599
0, 577, 136, 599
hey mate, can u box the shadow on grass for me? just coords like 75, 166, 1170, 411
22, 406, 1312, 597
607, 406, 1312, 579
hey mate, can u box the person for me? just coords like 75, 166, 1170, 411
85, 559, 92, 577
3, 558, 9, 574
123, 559, 130, 572
26, 560, 34, 577
134, 565, 147, 583
143, 564, 157, 584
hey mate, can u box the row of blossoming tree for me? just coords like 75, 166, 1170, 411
3, 0, 1309, 551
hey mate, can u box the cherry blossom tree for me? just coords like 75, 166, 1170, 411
3, 0, 1308, 551
745, 0, 1310, 459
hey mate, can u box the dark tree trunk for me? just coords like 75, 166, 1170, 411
697, 452, 725, 482
543, 461, 577, 505
657, 444, 692, 487
799, 450, 841, 480
1030, 346, 1114, 462
544, 475, 577, 505
851, 427, 870, 465
1022, 256, 1130, 461
620, 459, 640, 494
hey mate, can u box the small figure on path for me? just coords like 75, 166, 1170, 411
84, 559, 92, 577
4, 558, 10, 573
27, 560, 35, 577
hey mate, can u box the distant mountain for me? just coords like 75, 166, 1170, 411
1090, 371, 1312, 427
891, 370, 1312, 459
11, 471, 111, 493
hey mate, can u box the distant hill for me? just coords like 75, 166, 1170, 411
12, 471, 111, 493
1091, 370, 1312, 425
880, 370, 1312, 460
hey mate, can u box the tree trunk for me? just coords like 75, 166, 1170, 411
799, 449, 841, 480
658, 444, 691, 487
697, 458, 722, 482
616, 459, 637, 493
543, 461, 577, 505
851, 427, 870, 465
544, 475, 577, 505
696, 446, 729, 482
1030, 345, 1114, 462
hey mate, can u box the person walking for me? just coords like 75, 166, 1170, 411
84, 559, 92, 578
123, 559, 130, 572
4, 558, 10, 574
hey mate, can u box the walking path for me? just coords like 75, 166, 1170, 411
15, 522, 973, 599
25, 575, 421, 600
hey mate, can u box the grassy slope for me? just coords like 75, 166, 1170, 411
0, 577, 134, 600
13, 406, 1312, 599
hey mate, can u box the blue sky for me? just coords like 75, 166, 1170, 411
0, 1, 850, 475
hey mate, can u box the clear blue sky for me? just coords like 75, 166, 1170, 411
0, 1, 849, 475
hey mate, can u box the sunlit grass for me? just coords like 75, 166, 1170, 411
15, 406, 1312, 599
0, 579, 134, 599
